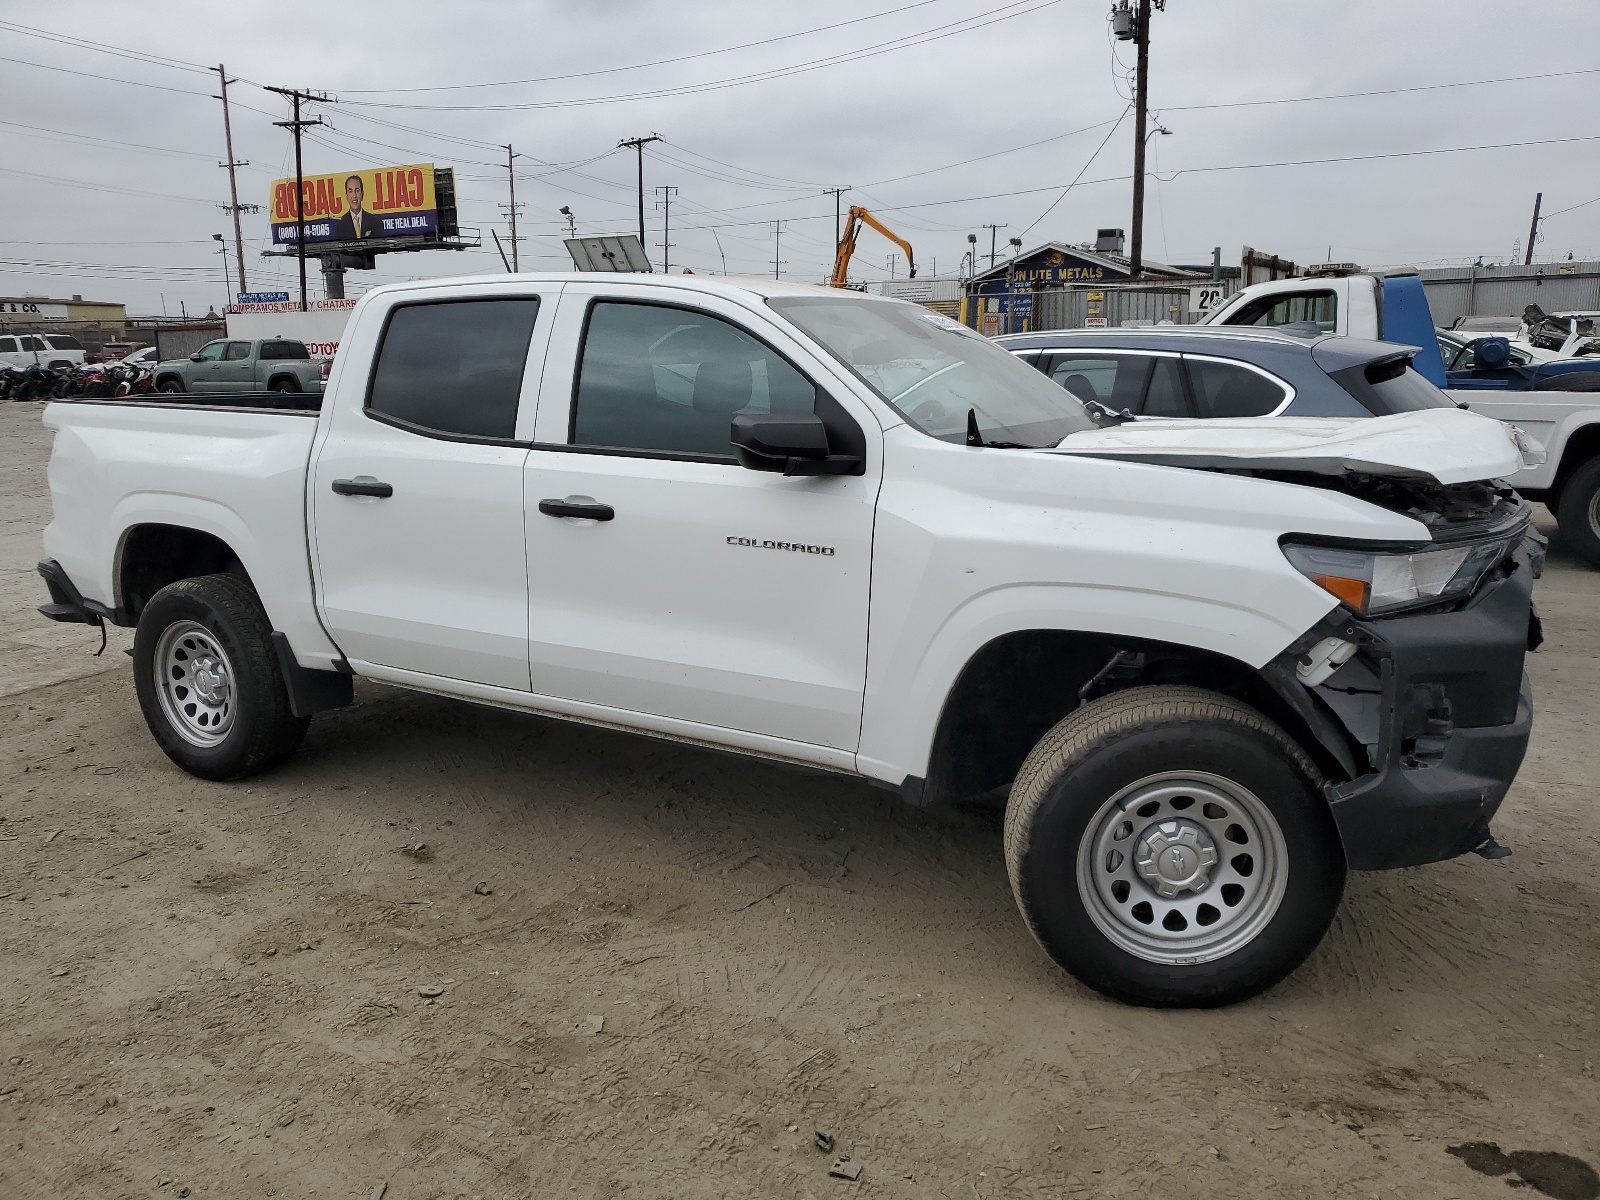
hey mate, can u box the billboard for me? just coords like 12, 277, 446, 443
269, 164, 438, 245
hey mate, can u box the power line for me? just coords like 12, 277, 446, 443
0, 54, 214, 96
338, 0, 1061, 112
1020, 106, 1129, 236
1165, 65, 1600, 113
340, 0, 954, 94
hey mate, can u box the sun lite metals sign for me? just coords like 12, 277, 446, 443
269, 164, 439, 245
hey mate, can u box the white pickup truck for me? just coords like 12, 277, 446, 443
1205, 267, 1600, 566
38, 274, 1541, 1007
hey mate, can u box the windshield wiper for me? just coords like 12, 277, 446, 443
965, 407, 1032, 449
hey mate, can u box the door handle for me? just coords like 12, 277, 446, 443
538, 498, 614, 521
331, 477, 393, 498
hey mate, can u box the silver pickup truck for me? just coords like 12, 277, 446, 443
153, 337, 323, 395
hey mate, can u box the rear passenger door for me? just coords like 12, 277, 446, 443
310, 289, 556, 690
217, 341, 254, 391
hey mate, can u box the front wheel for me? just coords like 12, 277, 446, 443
1556, 457, 1600, 569
133, 574, 309, 781
156, 377, 184, 393
1004, 686, 1345, 1007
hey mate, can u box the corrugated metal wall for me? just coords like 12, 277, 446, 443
1419, 263, 1600, 325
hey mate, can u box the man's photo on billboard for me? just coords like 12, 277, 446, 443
334, 175, 379, 240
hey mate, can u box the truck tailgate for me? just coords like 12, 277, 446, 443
41, 399, 328, 658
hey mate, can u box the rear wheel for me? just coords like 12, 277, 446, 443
269, 376, 300, 393
133, 574, 308, 781
1003, 686, 1345, 1007
1556, 457, 1600, 569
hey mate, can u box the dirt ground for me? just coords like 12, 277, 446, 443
2, 398, 1597, 1200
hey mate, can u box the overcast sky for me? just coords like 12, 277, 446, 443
3, 0, 1599, 316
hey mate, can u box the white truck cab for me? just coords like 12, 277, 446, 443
36, 274, 1542, 1007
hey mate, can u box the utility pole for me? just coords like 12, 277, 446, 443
982, 223, 1008, 270
618, 134, 662, 250
266, 86, 328, 311
824, 186, 851, 252
771, 221, 786, 279
214, 65, 256, 297
1115, 0, 1164, 277
655, 186, 677, 273
1524, 192, 1543, 266
501, 145, 524, 271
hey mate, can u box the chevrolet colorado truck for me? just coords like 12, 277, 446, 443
152, 337, 323, 395
37, 274, 1541, 1007
1205, 267, 1600, 566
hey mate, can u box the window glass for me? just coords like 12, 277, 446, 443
194, 341, 225, 361
1332, 357, 1454, 415
1143, 357, 1189, 416
572, 302, 816, 457
260, 340, 309, 361
0, 337, 17, 352
22, 335, 48, 351
224, 341, 252, 360
368, 298, 540, 440
769, 296, 1095, 447
1186, 358, 1288, 418
46, 335, 83, 350
1044, 354, 1153, 416
1225, 290, 1337, 332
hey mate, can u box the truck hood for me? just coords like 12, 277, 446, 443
1050, 407, 1527, 485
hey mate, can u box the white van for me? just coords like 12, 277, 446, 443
0, 333, 86, 369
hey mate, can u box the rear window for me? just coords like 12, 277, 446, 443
46, 334, 83, 350
1185, 358, 1289, 417
260, 340, 310, 361
1331, 355, 1454, 415
367, 298, 540, 440
1223, 290, 1337, 333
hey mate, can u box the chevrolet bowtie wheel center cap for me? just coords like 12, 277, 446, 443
1134, 819, 1219, 898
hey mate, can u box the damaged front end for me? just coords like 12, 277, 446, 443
1265, 475, 1541, 870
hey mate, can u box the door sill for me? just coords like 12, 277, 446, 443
348, 661, 860, 776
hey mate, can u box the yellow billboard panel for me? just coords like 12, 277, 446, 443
269, 163, 437, 245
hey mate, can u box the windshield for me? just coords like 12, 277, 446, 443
768, 295, 1096, 447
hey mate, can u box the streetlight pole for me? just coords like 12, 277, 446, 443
655, 186, 677, 273
213, 234, 230, 312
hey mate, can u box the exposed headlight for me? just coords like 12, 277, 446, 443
1282, 537, 1514, 616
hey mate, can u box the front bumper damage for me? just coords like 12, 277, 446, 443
1271, 552, 1536, 871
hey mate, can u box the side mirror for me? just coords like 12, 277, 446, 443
189, 353, 204, 362
731, 413, 862, 477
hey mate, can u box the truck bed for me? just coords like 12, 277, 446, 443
40, 397, 331, 663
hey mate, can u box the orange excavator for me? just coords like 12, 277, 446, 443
830, 205, 915, 288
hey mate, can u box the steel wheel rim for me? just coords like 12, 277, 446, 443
1588, 488, 1600, 539
154, 620, 237, 748
1077, 770, 1289, 965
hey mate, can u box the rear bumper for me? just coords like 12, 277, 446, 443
1304, 557, 1535, 871
37, 559, 109, 625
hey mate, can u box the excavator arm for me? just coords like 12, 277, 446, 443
830, 206, 916, 288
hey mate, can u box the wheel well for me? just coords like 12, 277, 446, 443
116, 524, 249, 623
921, 630, 1331, 807
153, 372, 184, 388
1552, 424, 1600, 499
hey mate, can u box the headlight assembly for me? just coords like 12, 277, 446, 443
1282, 537, 1515, 616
